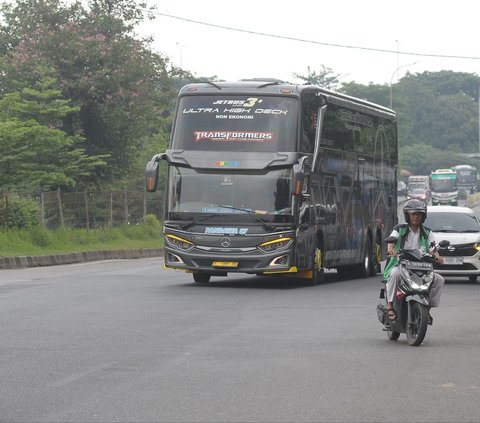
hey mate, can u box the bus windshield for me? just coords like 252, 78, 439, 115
431, 178, 457, 192
457, 172, 477, 183
172, 95, 298, 152
167, 167, 293, 223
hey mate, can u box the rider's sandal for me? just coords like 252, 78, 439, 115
386, 309, 397, 321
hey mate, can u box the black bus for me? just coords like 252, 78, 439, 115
146, 79, 398, 284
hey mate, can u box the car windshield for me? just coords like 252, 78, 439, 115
425, 212, 480, 233
409, 183, 425, 190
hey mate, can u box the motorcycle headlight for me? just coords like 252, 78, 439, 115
422, 273, 434, 284
400, 266, 423, 289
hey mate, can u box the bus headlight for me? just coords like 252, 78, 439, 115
258, 237, 293, 253
166, 234, 194, 251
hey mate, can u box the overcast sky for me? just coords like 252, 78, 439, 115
137, 0, 480, 86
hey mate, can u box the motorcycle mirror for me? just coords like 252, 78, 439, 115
384, 235, 398, 244
438, 240, 450, 248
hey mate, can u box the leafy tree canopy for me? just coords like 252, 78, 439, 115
0, 0, 177, 186
0, 65, 107, 190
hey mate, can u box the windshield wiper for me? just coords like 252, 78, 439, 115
219, 205, 276, 231
180, 213, 231, 230
460, 229, 480, 233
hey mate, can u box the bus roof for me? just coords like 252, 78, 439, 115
178, 79, 396, 121
432, 169, 456, 173
453, 164, 477, 170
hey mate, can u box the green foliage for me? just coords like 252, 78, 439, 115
0, 218, 164, 257
30, 227, 53, 247
0, 192, 41, 229
341, 81, 390, 107
0, 0, 176, 187
341, 70, 480, 175
145, 213, 161, 227
293, 65, 340, 90
0, 65, 107, 190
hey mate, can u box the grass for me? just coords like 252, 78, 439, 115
0, 217, 164, 257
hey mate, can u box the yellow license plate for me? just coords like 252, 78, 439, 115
212, 261, 238, 268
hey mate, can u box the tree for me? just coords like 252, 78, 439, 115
341, 81, 390, 108
395, 71, 479, 153
0, 65, 107, 190
0, 0, 177, 186
400, 144, 466, 175
293, 65, 340, 90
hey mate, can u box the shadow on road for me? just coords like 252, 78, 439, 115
180, 270, 365, 290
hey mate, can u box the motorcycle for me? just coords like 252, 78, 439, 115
377, 236, 449, 346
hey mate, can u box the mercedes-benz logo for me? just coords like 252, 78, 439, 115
220, 237, 231, 248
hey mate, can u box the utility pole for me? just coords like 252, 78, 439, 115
389, 61, 419, 109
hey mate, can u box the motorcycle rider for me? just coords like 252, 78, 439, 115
383, 199, 445, 321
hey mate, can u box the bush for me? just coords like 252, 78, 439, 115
30, 227, 53, 247
0, 193, 41, 229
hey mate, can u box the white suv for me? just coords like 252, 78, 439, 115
425, 206, 480, 282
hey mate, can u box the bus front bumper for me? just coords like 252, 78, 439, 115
164, 247, 296, 275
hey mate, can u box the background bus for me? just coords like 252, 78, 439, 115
452, 164, 477, 196
146, 79, 398, 284
431, 168, 458, 206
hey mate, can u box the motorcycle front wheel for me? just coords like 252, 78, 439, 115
406, 302, 429, 346
386, 327, 400, 341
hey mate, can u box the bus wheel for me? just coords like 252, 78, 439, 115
310, 247, 325, 285
193, 273, 211, 283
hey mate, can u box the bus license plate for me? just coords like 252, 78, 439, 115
444, 257, 464, 265
212, 261, 238, 268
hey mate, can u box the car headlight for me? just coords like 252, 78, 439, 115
258, 237, 293, 253
474, 242, 480, 251
166, 234, 194, 251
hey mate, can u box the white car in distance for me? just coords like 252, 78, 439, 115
425, 206, 480, 282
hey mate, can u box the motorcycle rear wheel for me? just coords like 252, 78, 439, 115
406, 302, 429, 346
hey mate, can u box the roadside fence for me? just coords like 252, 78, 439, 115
1, 188, 164, 230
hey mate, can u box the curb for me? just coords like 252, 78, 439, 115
0, 248, 164, 270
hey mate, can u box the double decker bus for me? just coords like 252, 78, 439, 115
146, 79, 398, 284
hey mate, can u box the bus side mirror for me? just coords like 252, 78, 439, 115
292, 168, 304, 196
292, 156, 309, 196
145, 154, 166, 192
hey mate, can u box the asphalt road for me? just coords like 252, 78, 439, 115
1, 259, 479, 422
